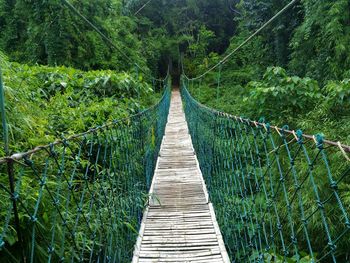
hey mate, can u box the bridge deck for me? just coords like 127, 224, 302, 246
132, 89, 229, 263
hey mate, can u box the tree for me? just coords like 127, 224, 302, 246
289, 0, 350, 82
0, 0, 147, 71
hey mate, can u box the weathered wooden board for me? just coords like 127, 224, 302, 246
132, 89, 229, 263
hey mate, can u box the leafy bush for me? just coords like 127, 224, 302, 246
324, 79, 350, 115
187, 66, 350, 145
246, 67, 322, 120
0, 56, 159, 155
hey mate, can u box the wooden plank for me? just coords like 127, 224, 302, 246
132, 89, 229, 263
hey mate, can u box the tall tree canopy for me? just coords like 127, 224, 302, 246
0, 0, 147, 71
1, 0, 350, 83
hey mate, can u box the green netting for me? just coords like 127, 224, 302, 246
181, 77, 350, 263
0, 79, 171, 263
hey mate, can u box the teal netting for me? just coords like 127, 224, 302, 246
0, 79, 171, 262
181, 77, 350, 263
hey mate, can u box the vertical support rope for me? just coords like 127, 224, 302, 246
7, 160, 26, 263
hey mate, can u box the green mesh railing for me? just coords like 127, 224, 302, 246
181, 77, 350, 263
0, 79, 171, 262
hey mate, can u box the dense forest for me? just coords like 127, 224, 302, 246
0, 0, 350, 262
1, 0, 349, 145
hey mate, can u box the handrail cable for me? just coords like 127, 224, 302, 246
183, 0, 299, 80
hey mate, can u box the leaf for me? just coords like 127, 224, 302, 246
5, 233, 17, 246
124, 222, 138, 234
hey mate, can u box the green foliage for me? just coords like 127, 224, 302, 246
224, 34, 267, 80
0, 55, 158, 156
217, 0, 350, 84
289, 0, 350, 81
246, 67, 322, 120
224, 0, 301, 74
189, 66, 350, 145
134, 0, 236, 73
0, 0, 147, 71
188, 26, 215, 64
324, 79, 350, 114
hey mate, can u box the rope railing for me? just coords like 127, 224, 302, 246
181, 77, 350, 262
0, 78, 171, 262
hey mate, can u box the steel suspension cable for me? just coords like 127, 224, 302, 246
134, 0, 152, 15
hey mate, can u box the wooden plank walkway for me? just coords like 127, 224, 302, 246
132, 89, 229, 263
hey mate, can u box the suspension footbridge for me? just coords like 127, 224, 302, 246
1, 0, 350, 261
